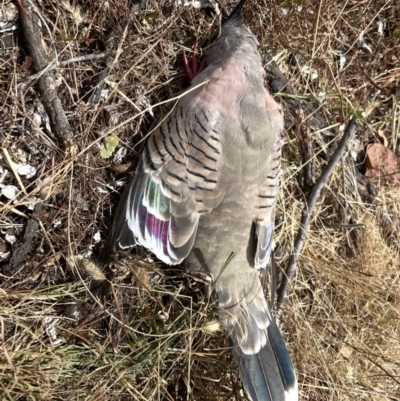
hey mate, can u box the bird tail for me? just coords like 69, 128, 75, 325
216, 275, 297, 401
231, 313, 298, 401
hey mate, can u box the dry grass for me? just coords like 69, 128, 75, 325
1, 0, 400, 400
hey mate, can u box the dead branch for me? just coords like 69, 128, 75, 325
18, 0, 74, 150
276, 117, 357, 313
296, 108, 316, 192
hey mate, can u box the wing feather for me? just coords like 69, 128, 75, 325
100, 97, 226, 265
253, 137, 282, 269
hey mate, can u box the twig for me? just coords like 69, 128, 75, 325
341, 158, 358, 257
296, 108, 315, 192
19, 52, 115, 88
18, 0, 74, 150
18, 50, 114, 135
277, 117, 357, 312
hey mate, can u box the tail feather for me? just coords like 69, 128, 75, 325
217, 275, 297, 401
231, 315, 297, 401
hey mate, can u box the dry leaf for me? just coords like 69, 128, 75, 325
365, 143, 400, 182
109, 163, 131, 173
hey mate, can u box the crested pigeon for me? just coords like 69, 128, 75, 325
96, 0, 298, 399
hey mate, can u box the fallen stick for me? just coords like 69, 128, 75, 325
18, 0, 74, 150
276, 117, 357, 312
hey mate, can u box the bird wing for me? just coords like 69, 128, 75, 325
253, 126, 282, 269
101, 88, 227, 265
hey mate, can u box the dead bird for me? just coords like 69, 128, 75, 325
94, 1, 298, 399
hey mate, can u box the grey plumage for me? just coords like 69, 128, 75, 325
96, 1, 298, 399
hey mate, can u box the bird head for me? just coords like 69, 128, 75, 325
204, 0, 259, 67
